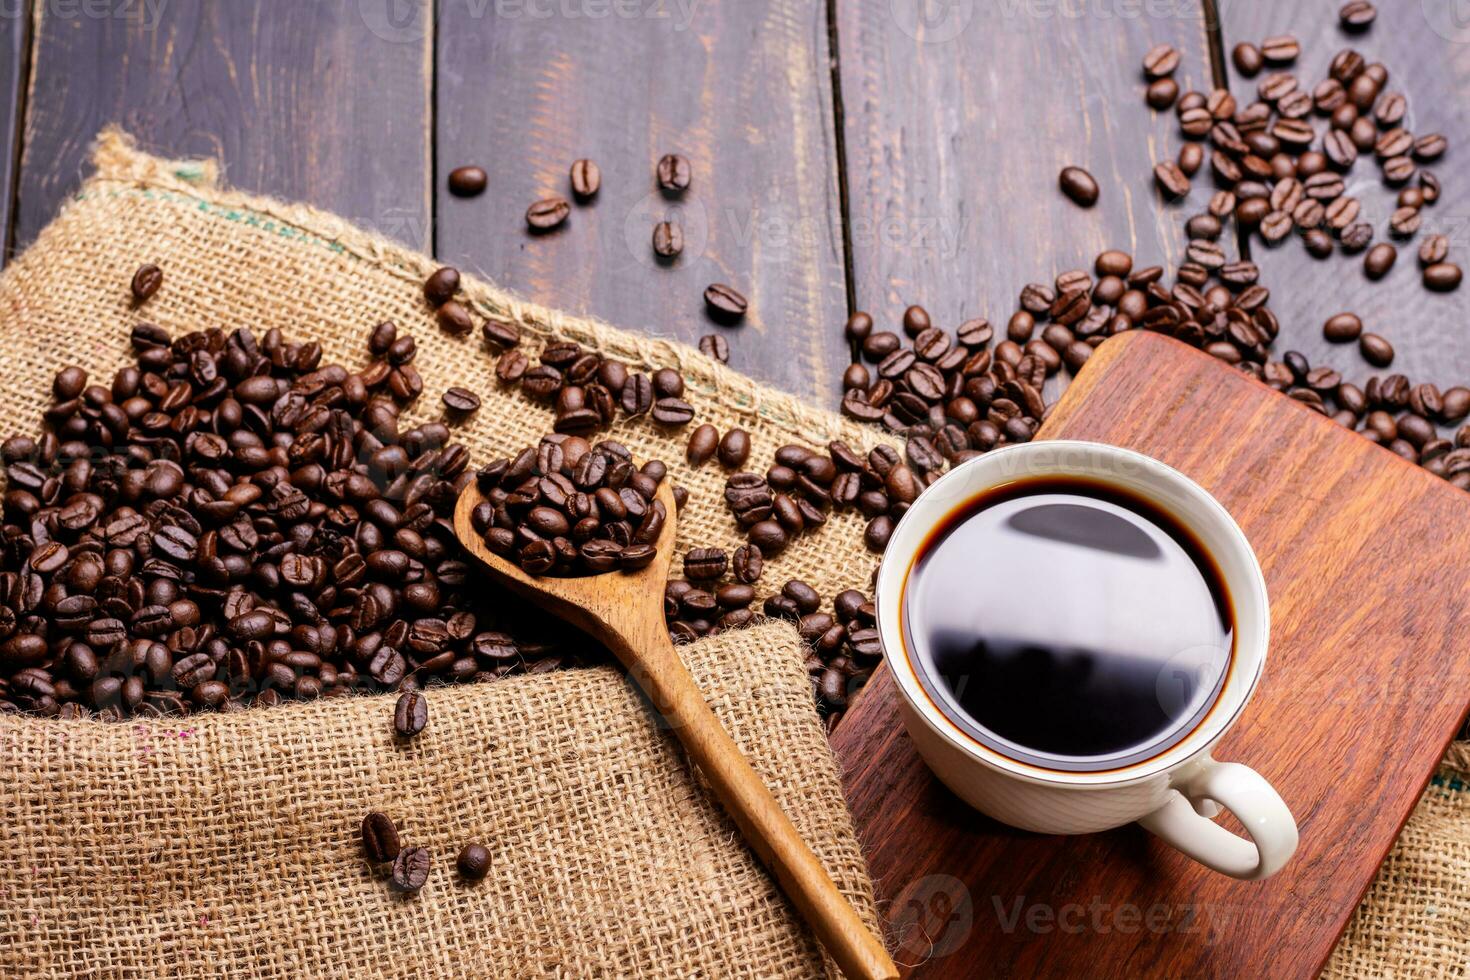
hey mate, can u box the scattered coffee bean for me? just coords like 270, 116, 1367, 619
457, 843, 491, 881
1261, 35, 1300, 65
1360, 332, 1395, 367
442, 387, 481, 415
1059, 167, 1099, 207
569, 159, 601, 199
687, 424, 718, 465
361, 812, 401, 864
656, 154, 692, 193
1364, 243, 1397, 279
448, 166, 488, 197
526, 197, 571, 232
424, 267, 461, 307
1153, 161, 1191, 199
1143, 43, 1180, 78
130, 264, 163, 303
1323, 313, 1363, 343
698, 334, 729, 362
704, 283, 748, 323
652, 221, 684, 258
718, 428, 751, 469
1419, 235, 1449, 267
393, 691, 428, 738
1232, 43, 1263, 76
391, 846, 431, 893
1340, 1, 1375, 29
1424, 263, 1463, 292
437, 300, 474, 336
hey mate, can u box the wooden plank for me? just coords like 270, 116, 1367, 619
1214, 0, 1470, 392
435, 0, 850, 406
0, 3, 28, 266
14, 0, 432, 251
834, 330, 1470, 978
833, 0, 1219, 354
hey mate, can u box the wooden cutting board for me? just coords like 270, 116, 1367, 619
833, 330, 1470, 979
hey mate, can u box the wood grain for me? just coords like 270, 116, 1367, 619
451, 476, 897, 980
1215, 0, 1470, 391
434, 0, 850, 406
834, 329, 1470, 978
0, 3, 28, 266
14, 0, 432, 250
832, 0, 1222, 345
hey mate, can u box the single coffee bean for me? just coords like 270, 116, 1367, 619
1232, 43, 1263, 76
1424, 263, 1463, 292
1419, 235, 1450, 267
1146, 78, 1178, 110
651, 398, 695, 426
1340, 1, 1375, 29
1143, 43, 1180, 78
1389, 206, 1421, 239
684, 548, 728, 580
436, 300, 474, 336
391, 846, 431, 893
686, 424, 718, 465
130, 264, 163, 302
1359, 332, 1395, 367
698, 334, 729, 363
482, 318, 521, 350
1058, 167, 1099, 207
718, 428, 751, 468
441, 387, 481, 415
424, 267, 460, 306
1364, 243, 1397, 280
569, 158, 601, 199
448, 165, 488, 197
1153, 161, 1190, 199
1261, 35, 1299, 65
732, 544, 763, 583
704, 283, 748, 322
457, 843, 491, 881
361, 812, 401, 863
526, 197, 571, 231
656, 153, 692, 193
652, 221, 684, 258
1323, 313, 1362, 343
393, 691, 428, 737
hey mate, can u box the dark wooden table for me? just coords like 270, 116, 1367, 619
6, 0, 1468, 408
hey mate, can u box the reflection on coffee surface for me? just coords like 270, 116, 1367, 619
902, 478, 1233, 773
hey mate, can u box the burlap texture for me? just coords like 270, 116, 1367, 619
0, 130, 1464, 977
0, 622, 877, 978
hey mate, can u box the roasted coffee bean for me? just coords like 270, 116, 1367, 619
718, 428, 751, 469
732, 544, 763, 584
1425, 263, 1463, 292
1153, 161, 1191, 198
1418, 236, 1449, 268
652, 221, 684, 259
704, 283, 748, 322
1340, 1, 1375, 28
683, 548, 728, 581
651, 398, 695, 426
1360, 332, 1395, 367
448, 165, 488, 196
686, 424, 719, 465
1058, 167, 1099, 207
391, 846, 431, 893
436, 301, 474, 336
130, 264, 163, 302
1323, 313, 1362, 343
656, 153, 692, 193
361, 812, 401, 863
442, 387, 481, 415
424, 267, 461, 307
1261, 35, 1299, 64
1143, 43, 1179, 78
569, 158, 601, 199
1364, 243, 1397, 280
1146, 78, 1179, 110
457, 843, 491, 881
393, 691, 428, 738
526, 197, 571, 231
1232, 43, 1263, 76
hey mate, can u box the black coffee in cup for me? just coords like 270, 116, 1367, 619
901, 476, 1234, 773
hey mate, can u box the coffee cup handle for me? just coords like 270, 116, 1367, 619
1136, 755, 1298, 880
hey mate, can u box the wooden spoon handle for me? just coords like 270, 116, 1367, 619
611, 633, 898, 980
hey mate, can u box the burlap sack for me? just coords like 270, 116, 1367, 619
0, 130, 1465, 977
0, 621, 879, 978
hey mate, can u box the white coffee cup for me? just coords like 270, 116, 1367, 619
875, 441, 1298, 880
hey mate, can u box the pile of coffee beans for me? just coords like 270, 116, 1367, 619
469, 436, 670, 575
1142, 17, 1459, 292
0, 304, 587, 720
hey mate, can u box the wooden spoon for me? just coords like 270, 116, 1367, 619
455, 477, 897, 980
